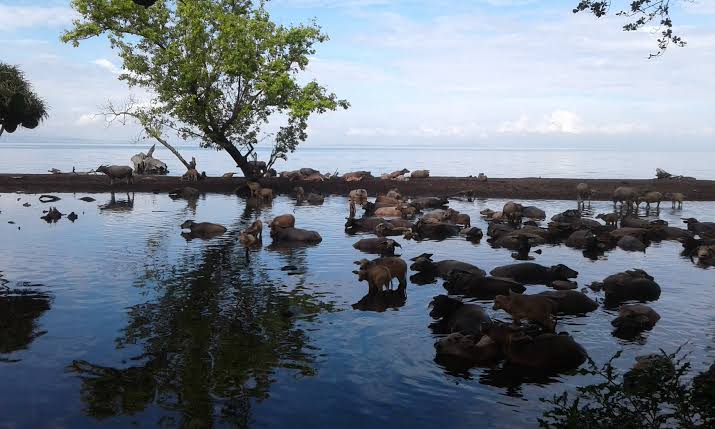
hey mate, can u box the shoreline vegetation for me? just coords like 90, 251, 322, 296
2, 174, 715, 200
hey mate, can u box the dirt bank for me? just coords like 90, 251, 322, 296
1, 174, 715, 200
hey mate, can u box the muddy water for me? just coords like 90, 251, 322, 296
0, 192, 713, 428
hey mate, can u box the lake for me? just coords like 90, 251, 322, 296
1, 140, 714, 179
0, 192, 714, 428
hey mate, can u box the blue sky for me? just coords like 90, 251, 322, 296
1, 0, 715, 148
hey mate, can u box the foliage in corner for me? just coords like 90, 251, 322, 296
0, 63, 49, 137
62, 0, 349, 176
539, 347, 715, 428
573, 0, 688, 58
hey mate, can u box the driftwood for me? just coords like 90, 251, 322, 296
656, 168, 672, 179
656, 168, 695, 181
131, 144, 168, 175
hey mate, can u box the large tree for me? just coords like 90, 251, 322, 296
573, 1, 688, 58
0, 63, 48, 137
63, 0, 348, 177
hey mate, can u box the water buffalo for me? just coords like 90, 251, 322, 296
345, 217, 388, 233
536, 290, 599, 315
443, 270, 525, 298
683, 218, 715, 239
664, 192, 685, 209
352, 238, 401, 255
596, 269, 661, 305
97, 165, 133, 185
355, 264, 392, 294
502, 202, 524, 225
411, 169, 430, 179
269, 214, 296, 230
612, 186, 638, 211
482, 323, 587, 372
180, 220, 226, 234
270, 227, 322, 243
355, 257, 407, 288
410, 253, 486, 279
611, 304, 660, 339
412, 219, 461, 240
490, 263, 578, 285
429, 295, 491, 336
493, 291, 557, 332
434, 333, 502, 363
410, 197, 448, 210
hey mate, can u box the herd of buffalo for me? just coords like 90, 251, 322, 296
165, 176, 715, 376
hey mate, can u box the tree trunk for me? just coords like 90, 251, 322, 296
147, 131, 191, 171
0, 124, 4, 137
223, 143, 254, 178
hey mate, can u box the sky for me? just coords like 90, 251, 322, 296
1, 0, 714, 149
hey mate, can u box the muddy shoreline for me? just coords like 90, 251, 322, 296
1, 173, 715, 200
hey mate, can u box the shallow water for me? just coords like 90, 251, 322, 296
1, 140, 715, 179
0, 192, 714, 428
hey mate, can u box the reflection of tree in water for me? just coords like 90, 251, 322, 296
68, 214, 335, 427
0, 274, 52, 362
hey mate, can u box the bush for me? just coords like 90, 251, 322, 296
539, 347, 715, 429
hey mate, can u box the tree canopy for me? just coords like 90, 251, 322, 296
62, 0, 349, 177
0, 63, 48, 137
573, 1, 687, 58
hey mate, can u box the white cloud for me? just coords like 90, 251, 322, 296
683, 1, 715, 15
0, 5, 76, 31
497, 110, 648, 135
346, 122, 486, 138
75, 113, 102, 127
92, 59, 122, 75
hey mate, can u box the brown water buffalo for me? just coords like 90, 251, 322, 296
269, 214, 296, 230
270, 227, 322, 243
355, 257, 408, 288
356, 264, 392, 294
180, 220, 227, 235
502, 202, 524, 226
493, 291, 557, 332
243, 219, 263, 240
352, 238, 401, 255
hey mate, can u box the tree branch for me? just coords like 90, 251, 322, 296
104, 99, 192, 170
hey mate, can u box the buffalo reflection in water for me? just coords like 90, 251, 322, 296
352, 288, 407, 313
99, 192, 135, 212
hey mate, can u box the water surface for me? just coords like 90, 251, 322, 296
1, 140, 714, 179
0, 192, 714, 428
